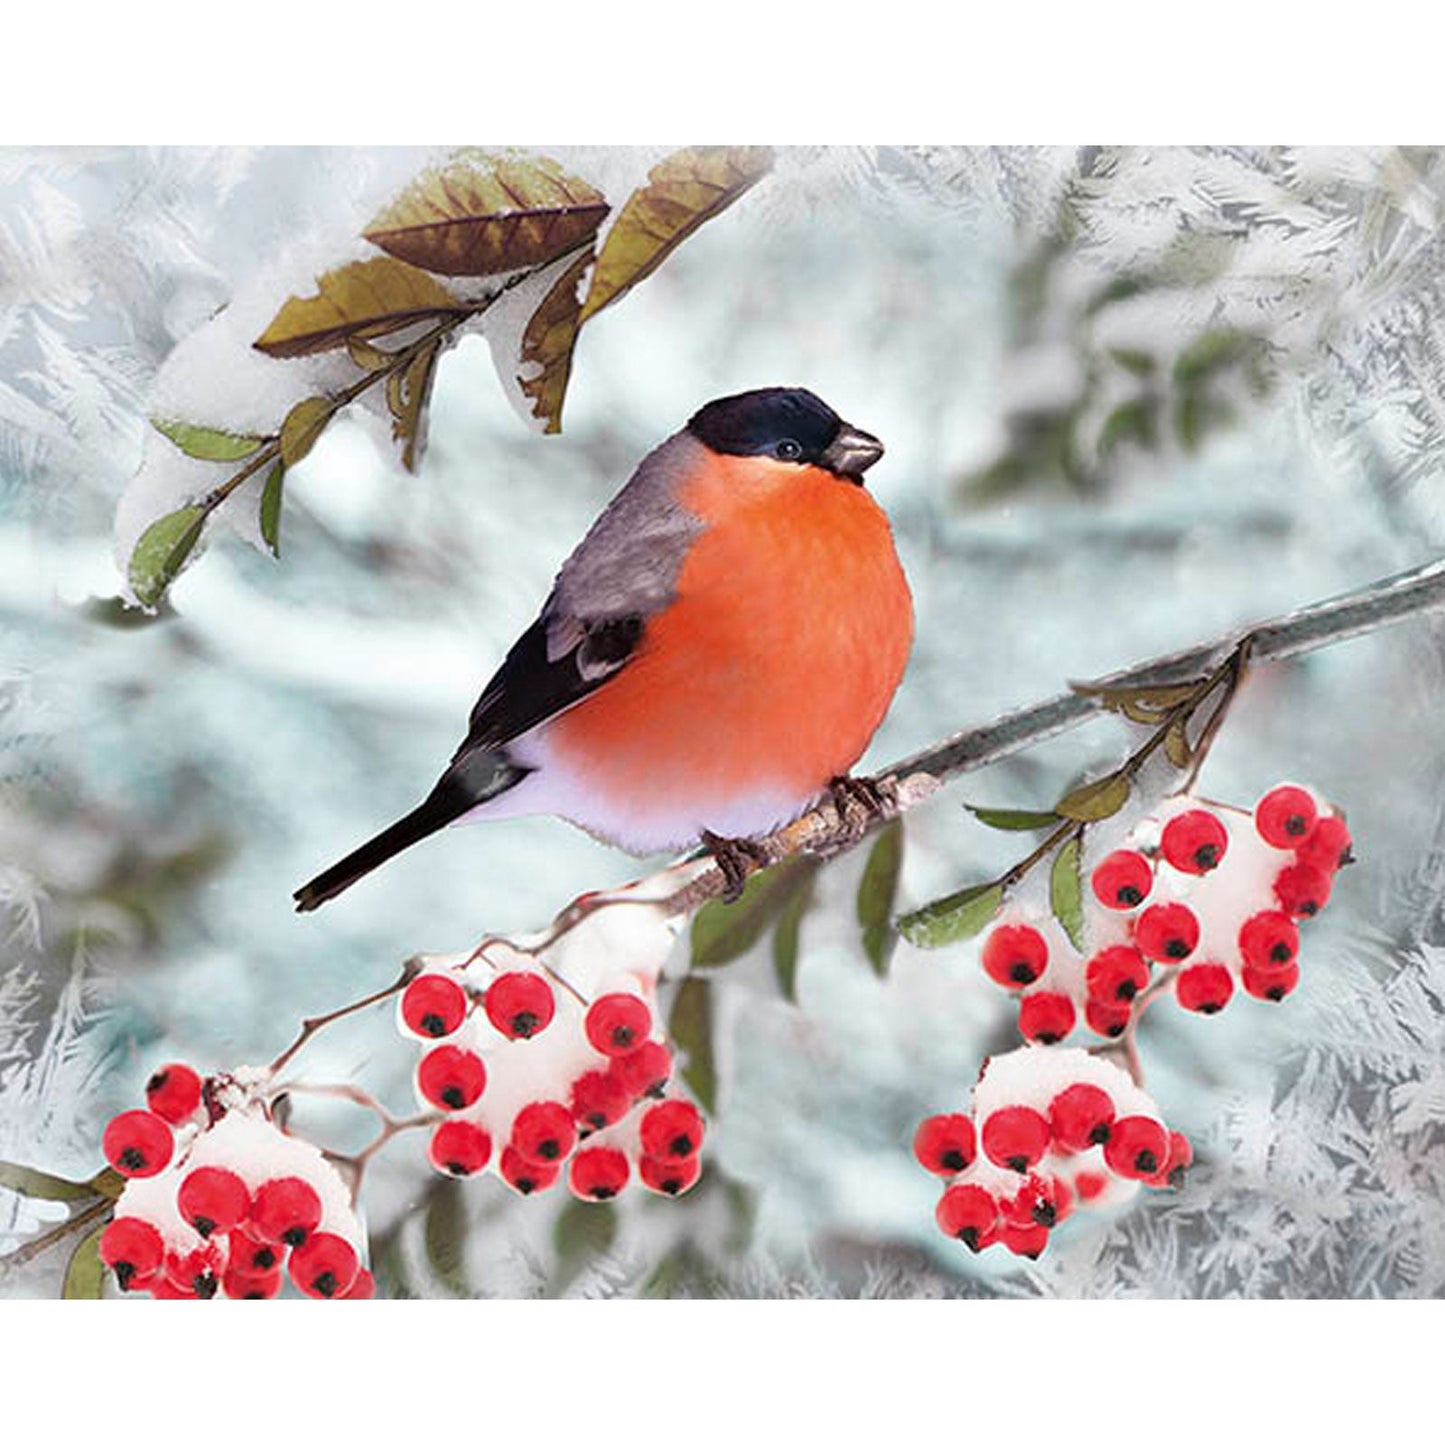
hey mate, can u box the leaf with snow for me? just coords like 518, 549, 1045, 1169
127, 504, 206, 608
581, 147, 773, 322
898, 882, 1002, 949
278, 396, 335, 468
386, 339, 442, 472
516, 247, 592, 435
253, 257, 462, 359
365, 152, 608, 279
259, 462, 284, 556
151, 416, 266, 461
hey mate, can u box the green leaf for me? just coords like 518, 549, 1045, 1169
62, 1223, 106, 1300
668, 977, 716, 1114
151, 416, 265, 461
259, 462, 284, 557
1055, 774, 1131, 822
966, 804, 1062, 832
898, 882, 1003, 950
279, 396, 335, 467
856, 818, 904, 976
1098, 398, 1156, 455
552, 1196, 617, 1292
0, 1162, 99, 1203
128, 504, 206, 608
1173, 328, 1255, 386
1050, 837, 1085, 950
690, 859, 815, 971
772, 872, 815, 1003
1108, 347, 1156, 377
423, 1180, 470, 1297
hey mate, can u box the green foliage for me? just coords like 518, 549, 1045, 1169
898, 882, 1002, 949
668, 977, 717, 1115
62, 1225, 106, 1300
856, 819, 904, 975
1050, 836, 1086, 950
127, 505, 206, 607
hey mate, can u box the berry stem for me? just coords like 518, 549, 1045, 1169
267, 958, 423, 1074
0, 1194, 113, 1275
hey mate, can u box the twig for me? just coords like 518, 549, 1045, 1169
268, 958, 422, 1074
0, 1195, 111, 1274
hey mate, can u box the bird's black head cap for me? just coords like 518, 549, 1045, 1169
687, 387, 875, 472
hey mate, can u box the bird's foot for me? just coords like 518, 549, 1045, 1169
699, 830, 771, 903
827, 773, 891, 845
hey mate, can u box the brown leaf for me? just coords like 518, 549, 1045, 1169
1164, 719, 1193, 769
1072, 680, 1200, 719
279, 396, 336, 467
365, 152, 608, 278
254, 257, 461, 359
580, 147, 773, 322
386, 338, 442, 472
518, 248, 592, 434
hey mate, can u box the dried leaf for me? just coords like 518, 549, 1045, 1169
857, 818, 904, 976
1072, 680, 1200, 716
254, 256, 461, 359
581, 147, 773, 322
62, 1223, 106, 1300
690, 858, 817, 971
151, 417, 265, 461
668, 977, 716, 1115
0, 1162, 98, 1203
386, 338, 441, 471
366, 152, 608, 278
966, 804, 1062, 832
346, 336, 395, 371
128, 504, 206, 608
279, 396, 335, 468
517, 247, 592, 434
1164, 719, 1193, 768
259, 462, 284, 557
1056, 774, 1131, 822
1050, 838, 1085, 950
898, 882, 1003, 950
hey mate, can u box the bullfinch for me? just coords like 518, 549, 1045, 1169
294, 386, 913, 911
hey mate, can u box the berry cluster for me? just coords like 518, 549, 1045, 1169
979, 784, 1351, 1044
915, 1047, 1190, 1259
399, 954, 706, 1203
99, 1064, 370, 1299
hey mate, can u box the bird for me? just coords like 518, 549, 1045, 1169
294, 386, 914, 911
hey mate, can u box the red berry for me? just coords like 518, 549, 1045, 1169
1255, 785, 1318, 848
99, 1217, 165, 1290
1175, 962, 1234, 1014
999, 1220, 1050, 1258
177, 1167, 251, 1238
980, 1106, 1051, 1173
102, 1110, 174, 1178
1133, 902, 1200, 963
608, 1039, 673, 1100
981, 924, 1049, 989
223, 1264, 283, 1299
341, 1267, 376, 1300
1296, 815, 1353, 874
640, 1099, 705, 1159
1163, 1131, 1193, 1188
484, 971, 556, 1039
288, 1231, 359, 1299
569, 1147, 630, 1201
912, 1113, 977, 1175
1090, 850, 1154, 910
639, 1152, 702, 1196
1086, 944, 1150, 1004
144, 1063, 202, 1124
1049, 1082, 1116, 1152
1103, 1115, 1170, 1180
499, 1145, 561, 1195
149, 1277, 198, 1299
228, 1227, 283, 1276
1051, 1176, 1076, 1225
250, 1176, 323, 1248
585, 993, 652, 1057
1074, 1170, 1109, 1202
511, 1101, 578, 1165
1018, 991, 1076, 1045
164, 1242, 223, 1298
428, 1120, 493, 1177
1242, 959, 1299, 1002
1160, 809, 1229, 874
935, 1183, 999, 1251
1085, 998, 1131, 1038
570, 1068, 631, 1135
401, 973, 469, 1039
1238, 910, 1299, 971
417, 1045, 487, 1111
1001, 1173, 1062, 1229
1273, 862, 1332, 919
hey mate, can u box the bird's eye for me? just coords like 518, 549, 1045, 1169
775, 438, 803, 461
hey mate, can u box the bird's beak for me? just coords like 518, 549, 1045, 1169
821, 424, 885, 482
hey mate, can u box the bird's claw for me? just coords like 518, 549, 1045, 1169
699, 830, 771, 903
827, 774, 890, 844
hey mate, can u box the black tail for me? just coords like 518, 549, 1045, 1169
293, 753, 527, 912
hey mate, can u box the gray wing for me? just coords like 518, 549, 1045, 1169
455, 431, 707, 756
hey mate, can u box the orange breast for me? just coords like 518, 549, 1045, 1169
544, 454, 914, 825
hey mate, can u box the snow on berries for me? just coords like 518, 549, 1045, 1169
971, 783, 1349, 1045
396, 941, 706, 1204
98, 1069, 366, 1299
918, 1047, 1183, 1259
